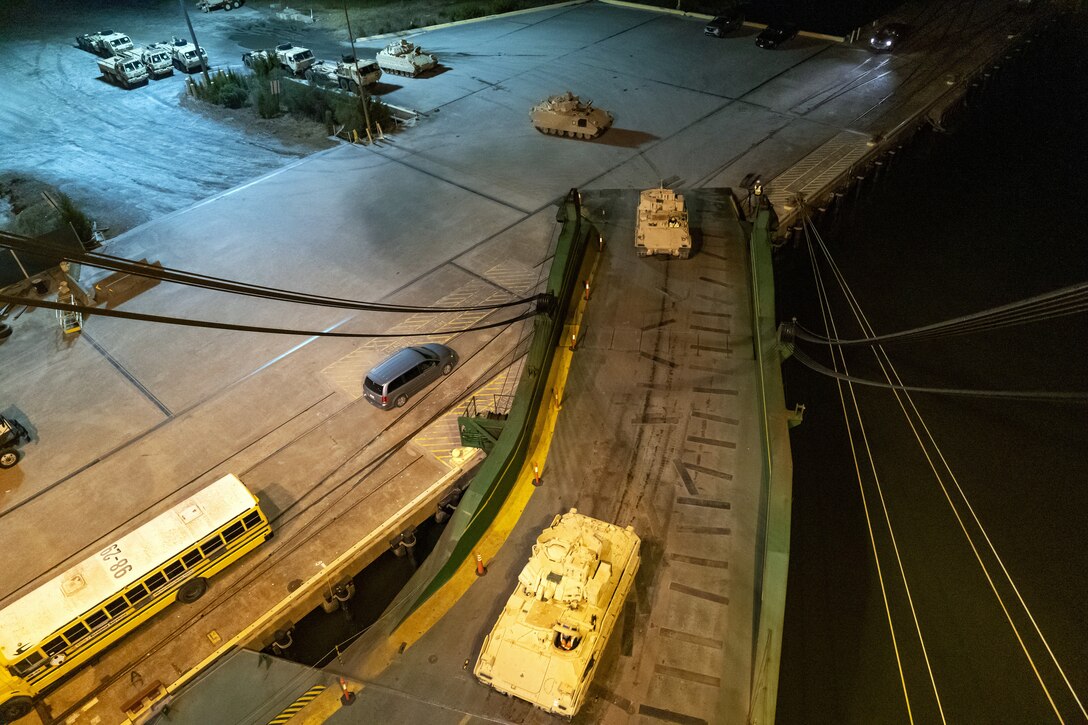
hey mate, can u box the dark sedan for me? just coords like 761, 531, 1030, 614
756, 22, 798, 49
869, 23, 907, 52
705, 10, 744, 37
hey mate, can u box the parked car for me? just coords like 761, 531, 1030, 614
869, 23, 908, 52
755, 22, 798, 49
704, 11, 744, 37
0, 414, 29, 469
363, 344, 458, 409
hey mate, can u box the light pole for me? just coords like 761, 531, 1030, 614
179, 0, 212, 84
343, 1, 373, 142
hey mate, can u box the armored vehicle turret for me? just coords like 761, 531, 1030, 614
375, 39, 437, 77
635, 186, 691, 258
474, 509, 640, 717
529, 91, 612, 139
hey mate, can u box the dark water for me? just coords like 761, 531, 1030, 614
775, 13, 1088, 725
264, 516, 447, 667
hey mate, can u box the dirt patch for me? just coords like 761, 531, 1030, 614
179, 89, 339, 153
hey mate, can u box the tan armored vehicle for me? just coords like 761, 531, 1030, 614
474, 509, 640, 717
635, 186, 691, 258
530, 91, 612, 139
376, 39, 437, 77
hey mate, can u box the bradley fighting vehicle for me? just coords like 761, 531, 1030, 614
375, 39, 437, 77
529, 91, 612, 139
474, 509, 640, 717
635, 186, 692, 258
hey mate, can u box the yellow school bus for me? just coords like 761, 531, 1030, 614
0, 474, 271, 721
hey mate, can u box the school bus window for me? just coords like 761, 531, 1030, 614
13, 652, 44, 676
43, 637, 65, 656
86, 610, 109, 629
146, 572, 167, 592
105, 597, 128, 617
243, 511, 262, 528
201, 537, 224, 557
182, 549, 202, 568
126, 584, 149, 605
163, 561, 185, 580
223, 521, 245, 542
63, 622, 89, 644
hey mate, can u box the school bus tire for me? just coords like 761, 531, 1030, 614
177, 577, 208, 604
0, 695, 34, 721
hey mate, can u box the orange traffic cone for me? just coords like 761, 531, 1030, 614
475, 553, 487, 577
339, 677, 356, 705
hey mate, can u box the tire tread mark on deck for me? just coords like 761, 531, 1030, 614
691, 411, 739, 425
676, 497, 731, 510
690, 344, 732, 354
689, 324, 730, 334
653, 663, 722, 687
670, 581, 730, 604
692, 387, 738, 396
673, 458, 700, 495
641, 318, 676, 331
667, 552, 729, 568
687, 435, 737, 449
640, 351, 678, 368
681, 461, 732, 480
692, 310, 731, 318
638, 704, 709, 725
676, 525, 731, 535
658, 627, 724, 650
698, 276, 731, 288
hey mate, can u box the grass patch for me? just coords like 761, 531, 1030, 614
191, 68, 254, 109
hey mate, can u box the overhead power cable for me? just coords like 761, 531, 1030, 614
787, 281, 1088, 347
0, 293, 541, 338
0, 231, 543, 314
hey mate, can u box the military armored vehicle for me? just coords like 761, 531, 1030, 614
76, 30, 134, 58
375, 39, 437, 77
635, 186, 691, 258
168, 36, 208, 73
97, 53, 149, 89
135, 43, 174, 78
305, 56, 382, 92
474, 509, 640, 717
242, 43, 315, 77
529, 91, 612, 139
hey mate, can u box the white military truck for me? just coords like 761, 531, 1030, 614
304, 55, 382, 93
375, 39, 437, 77
135, 43, 174, 78
199, 0, 245, 10
76, 30, 134, 57
168, 36, 208, 73
242, 43, 315, 77
97, 53, 149, 89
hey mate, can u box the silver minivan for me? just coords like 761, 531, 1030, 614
363, 344, 458, 409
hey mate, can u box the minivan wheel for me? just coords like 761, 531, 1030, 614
394, 394, 408, 408
442, 363, 454, 375
0, 449, 19, 469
